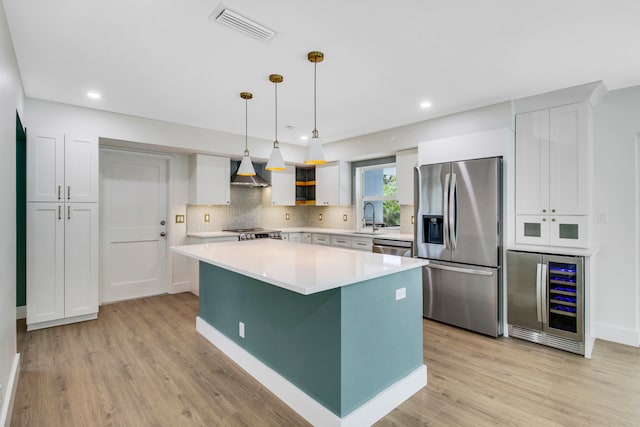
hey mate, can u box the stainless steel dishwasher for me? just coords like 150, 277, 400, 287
372, 238, 413, 257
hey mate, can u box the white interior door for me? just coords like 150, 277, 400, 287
101, 150, 169, 303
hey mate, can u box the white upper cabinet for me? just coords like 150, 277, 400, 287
264, 166, 295, 206
396, 148, 417, 205
65, 135, 100, 203
27, 131, 98, 203
515, 102, 589, 216
549, 103, 589, 215
315, 161, 351, 206
515, 110, 550, 215
189, 154, 230, 205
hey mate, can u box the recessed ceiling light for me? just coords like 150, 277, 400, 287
420, 101, 432, 109
87, 91, 101, 99
300, 135, 309, 141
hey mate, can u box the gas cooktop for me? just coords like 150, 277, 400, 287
222, 228, 282, 240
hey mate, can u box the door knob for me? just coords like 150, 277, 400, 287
160, 232, 166, 237
160, 220, 166, 225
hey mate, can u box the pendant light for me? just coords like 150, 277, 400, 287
266, 74, 287, 171
304, 51, 327, 165
237, 92, 256, 176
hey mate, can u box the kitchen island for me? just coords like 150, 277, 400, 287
172, 240, 427, 426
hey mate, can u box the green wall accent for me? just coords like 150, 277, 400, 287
16, 113, 26, 308
198, 262, 424, 418
340, 268, 423, 414
199, 263, 343, 414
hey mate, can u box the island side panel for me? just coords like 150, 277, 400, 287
199, 262, 343, 416
340, 268, 424, 417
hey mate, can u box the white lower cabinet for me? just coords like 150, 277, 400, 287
288, 232, 302, 243
516, 215, 589, 248
302, 233, 312, 244
331, 235, 352, 248
312, 234, 331, 246
352, 237, 373, 251
27, 202, 98, 329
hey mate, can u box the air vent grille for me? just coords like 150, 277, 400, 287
211, 7, 275, 42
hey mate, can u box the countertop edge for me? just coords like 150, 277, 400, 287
171, 244, 426, 295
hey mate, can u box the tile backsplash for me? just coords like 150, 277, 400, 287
187, 186, 411, 234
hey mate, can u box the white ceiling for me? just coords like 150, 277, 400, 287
4, 0, 640, 147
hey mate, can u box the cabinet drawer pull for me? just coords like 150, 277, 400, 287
58, 206, 61, 220
58, 186, 61, 200
67, 186, 71, 200
67, 206, 71, 220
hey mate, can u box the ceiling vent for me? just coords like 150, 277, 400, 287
211, 6, 276, 42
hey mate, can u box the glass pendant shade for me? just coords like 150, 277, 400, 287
305, 134, 327, 165
304, 51, 326, 165
266, 74, 287, 171
266, 142, 286, 170
238, 149, 256, 176
238, 92, 256, 176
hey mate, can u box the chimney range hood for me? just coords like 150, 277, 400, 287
230, 160, 271, 187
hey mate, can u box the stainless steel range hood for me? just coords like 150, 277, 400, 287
230, 160, 271, 187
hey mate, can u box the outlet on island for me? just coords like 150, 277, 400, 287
239, 321, 245, 338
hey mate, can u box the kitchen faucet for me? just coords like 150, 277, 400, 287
363, 202, 378, 232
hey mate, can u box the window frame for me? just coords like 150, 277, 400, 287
355, 162, 399, 231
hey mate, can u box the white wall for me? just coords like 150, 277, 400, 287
25, 98, 307, 163
324, 101, 513, 161
593, 85, 640, 346
0, 1, 23, 424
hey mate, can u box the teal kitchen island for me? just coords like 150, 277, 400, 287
173, 239, 427, 426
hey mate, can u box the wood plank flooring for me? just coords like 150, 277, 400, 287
12, 293, 640, 426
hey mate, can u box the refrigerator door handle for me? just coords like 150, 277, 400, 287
414, 166, 422, 255
535, 263, 542, 322
541, 263, 548, 324
443, 173, 451, 249
449, 172, 458, 250
425, 263, 493, 276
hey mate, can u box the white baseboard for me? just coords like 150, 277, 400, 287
168, 280, 191, 294
0, 354, 20, 427
196, 317, 427, 427
16, 306, 26, 320
27, 313, 98, 331
595, 322, 640, 347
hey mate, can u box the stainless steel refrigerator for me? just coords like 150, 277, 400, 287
414, 157, 502, 336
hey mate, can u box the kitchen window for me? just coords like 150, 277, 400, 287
356, 163, 399, 230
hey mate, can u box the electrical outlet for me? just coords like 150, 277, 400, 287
175, 214, 185, 223
343, 214, 348, 221
204, 213, 210, 223
239, 321, 245, 338
395, 287, 406, 301
318, 213, 323, 221
285, 213, 291, 221
411, 215, 415, 225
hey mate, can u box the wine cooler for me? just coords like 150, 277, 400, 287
507, 251, 584, 354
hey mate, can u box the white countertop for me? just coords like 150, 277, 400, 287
172, 239, 426, 295
507, 244, 600, 257
187, 228, 414, 241
278, 227, 414, 241
187, 231, 240, 238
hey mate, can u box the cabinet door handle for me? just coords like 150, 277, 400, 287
67, 186, 71, 200
551, 209, 556, 213
57, 186, 61, 200
58, 205, 61, 220
542, 209, 546, 213
551, 218, 556, 222
67, 206, 71, 220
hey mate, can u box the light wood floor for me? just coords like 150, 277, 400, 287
12, 293, 640, 426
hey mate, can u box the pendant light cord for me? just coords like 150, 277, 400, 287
245, 98, 248, 152
313, 60, 317, 131
275, 82, 278, 143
